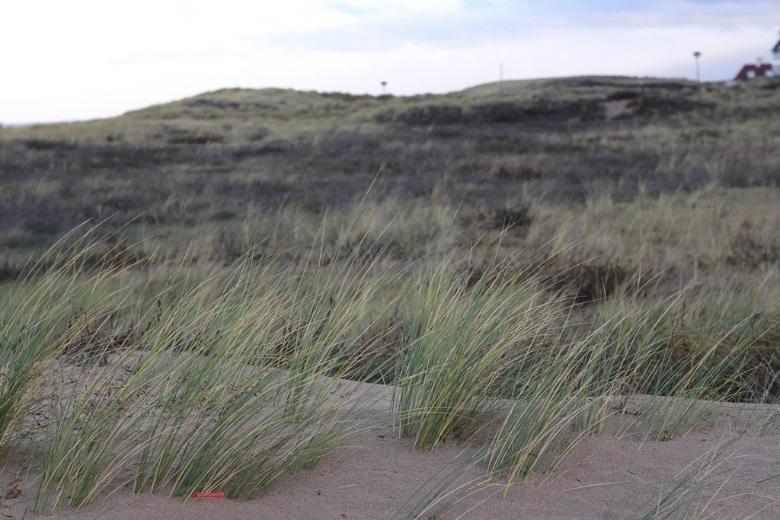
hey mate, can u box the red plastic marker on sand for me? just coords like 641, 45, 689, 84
192, 491, 225, 498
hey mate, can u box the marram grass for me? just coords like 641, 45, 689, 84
0, 225, 774, 513
34, 251, 390, 512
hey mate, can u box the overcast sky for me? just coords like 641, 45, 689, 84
1, 0, 778, 123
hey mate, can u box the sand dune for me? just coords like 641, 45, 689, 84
3, 381, 778, 519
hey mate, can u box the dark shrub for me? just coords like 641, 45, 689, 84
467, 102, 527, 123
184, 99, 242, 111
395, 104, 463, 126
630, 95, 713, 117
167, 133, 225, 145
491, 162, 544, 180
606, 90, 641, 101
0, 262, 23, 283
467, 100, 602, 124
727, 222, 780, 269
537, 258, 654, 304
23, 139, 76, 151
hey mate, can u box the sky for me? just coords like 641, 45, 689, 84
1, 0, 778, 123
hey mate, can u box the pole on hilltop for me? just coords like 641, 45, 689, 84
693, 51, 702, 83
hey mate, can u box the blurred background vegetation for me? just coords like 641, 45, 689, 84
1, 76, 779, 403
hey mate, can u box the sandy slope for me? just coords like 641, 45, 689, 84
2, 384, 778, 519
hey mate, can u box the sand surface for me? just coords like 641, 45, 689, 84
2, 386, 779, 519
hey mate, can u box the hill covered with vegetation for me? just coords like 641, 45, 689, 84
2, 76, 778, 254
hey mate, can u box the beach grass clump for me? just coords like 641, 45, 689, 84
0, 236, 132, 446
392, 261, 560, 449
484, 276, 780, 482
482, 304, 645, 481
592, 278, 780, 410
33, 251, 388, 512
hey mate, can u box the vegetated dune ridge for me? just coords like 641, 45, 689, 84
1, 75, 779, 257
3, 378, 778, 520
